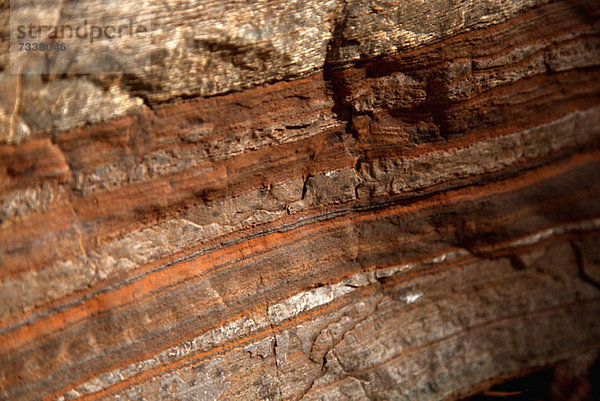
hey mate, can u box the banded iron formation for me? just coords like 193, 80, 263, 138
1, 0, 600, 400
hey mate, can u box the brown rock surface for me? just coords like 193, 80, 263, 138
1, 0, 599, 400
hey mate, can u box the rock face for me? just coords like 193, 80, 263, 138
1, 0, 599, 400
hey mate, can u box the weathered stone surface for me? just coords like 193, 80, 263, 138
0, 0, 599, 400
0, 0, 556, 141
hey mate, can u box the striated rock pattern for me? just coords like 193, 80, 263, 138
1, 0, 600, 400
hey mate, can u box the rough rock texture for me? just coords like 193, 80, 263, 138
1, 0, 600, 400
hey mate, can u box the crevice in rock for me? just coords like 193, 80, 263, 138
571, 240, 600, 291
258, 273, 285, 401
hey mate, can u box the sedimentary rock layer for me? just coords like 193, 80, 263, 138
0, 0, 561, 140
1, 0, 599, 400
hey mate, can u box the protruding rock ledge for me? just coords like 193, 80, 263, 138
0, 0, 557, 141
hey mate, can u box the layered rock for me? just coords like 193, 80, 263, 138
1, 0, 599, 400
